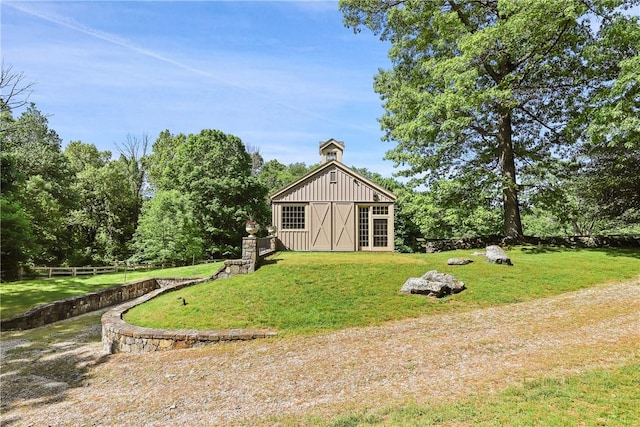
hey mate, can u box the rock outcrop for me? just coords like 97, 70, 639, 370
400, 270, 466, 298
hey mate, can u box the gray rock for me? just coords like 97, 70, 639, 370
400, 271, 466, 298
485, 245, 513, 265
447, 257, 473, 265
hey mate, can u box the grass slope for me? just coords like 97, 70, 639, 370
124, 248, 640, 336
0, 262, 223, 319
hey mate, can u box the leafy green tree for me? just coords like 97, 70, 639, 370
404, 180, 502, 240
0, 198, 35, 279
258, 160, 313, 194
1, 104, 73, 203
520, 150, 640, 236
65, 140, 111, 173
129, 190, 203, 264
152, 129, 269, 257
580, 147, 640, 223
0, 153, 36, 279
1, 104, 75, 265
116, 133, 149, 227
144, 129, 184, 191
64, 142, 112, 264
92, 158, 141, 263
340, 0, 640, 239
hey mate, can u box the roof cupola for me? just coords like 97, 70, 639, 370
319, 138, 345, 164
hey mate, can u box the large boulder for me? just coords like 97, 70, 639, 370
400, 270, 466, 298
485, 245, 513, 265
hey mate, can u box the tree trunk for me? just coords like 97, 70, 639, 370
497, 106, 523, 239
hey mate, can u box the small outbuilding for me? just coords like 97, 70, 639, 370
270, 138, 396, 252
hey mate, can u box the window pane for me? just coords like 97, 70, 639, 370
359, 207, 369, 247
282, 206, 305, 229
372, 206, 388, 215
373, 218, 388, 247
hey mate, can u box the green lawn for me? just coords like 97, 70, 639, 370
316, 363, 640, 426
0, 262, 223, 319
124, 247, 640, 336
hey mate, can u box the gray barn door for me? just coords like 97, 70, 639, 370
310, 202, 332, 251
332, 202, 354, 251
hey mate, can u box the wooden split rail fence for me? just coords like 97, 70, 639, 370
23, 260, 218, 279
31, 265, 119, 278
27, 264, 157, 279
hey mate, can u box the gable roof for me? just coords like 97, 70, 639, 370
269, 160, 396, 202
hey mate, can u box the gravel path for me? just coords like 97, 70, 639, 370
2, 280, 639, 426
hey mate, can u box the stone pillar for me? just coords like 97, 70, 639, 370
242, 237, 258, 272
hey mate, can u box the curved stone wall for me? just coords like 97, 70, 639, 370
101, 275, 277, 354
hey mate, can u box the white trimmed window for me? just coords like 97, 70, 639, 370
358, 204, 392, 249
281, 205, 306, 230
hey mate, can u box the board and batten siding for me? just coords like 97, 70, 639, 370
273, 205, 309, 251
274, 165, 393, 203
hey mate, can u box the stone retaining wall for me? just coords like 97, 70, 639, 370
101, 277, 276, 354
102, 242, 279, 354
422, 234, 640, 252
6, 238, 277, 351
1, 278, 165, 331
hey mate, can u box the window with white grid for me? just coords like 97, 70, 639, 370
359, 207, 369, 247
281, 205, 305, 230
372, 206, 388, 215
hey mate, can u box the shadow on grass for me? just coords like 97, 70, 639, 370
519, 246, 566, 254
599, 247, 640, 259
260, 257, 283, 267
519, 246, 640, 259
0, 314, 110, 425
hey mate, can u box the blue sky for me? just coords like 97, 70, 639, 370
2, 1, 395, 175
3, 1, 638, 179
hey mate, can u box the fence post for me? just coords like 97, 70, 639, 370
49, 268, 52, 278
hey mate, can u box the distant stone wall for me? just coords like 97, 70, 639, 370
1, 278, 163, 331
421, 234, 640, 252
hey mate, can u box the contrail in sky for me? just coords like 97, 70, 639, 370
5, 1, 248, 89
4, 1, 377, 135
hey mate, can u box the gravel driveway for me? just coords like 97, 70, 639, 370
2, 279, 639, 426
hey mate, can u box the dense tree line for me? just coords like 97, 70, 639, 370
1, 101, 269, 279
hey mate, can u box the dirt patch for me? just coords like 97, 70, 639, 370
1, 279, 639, 426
